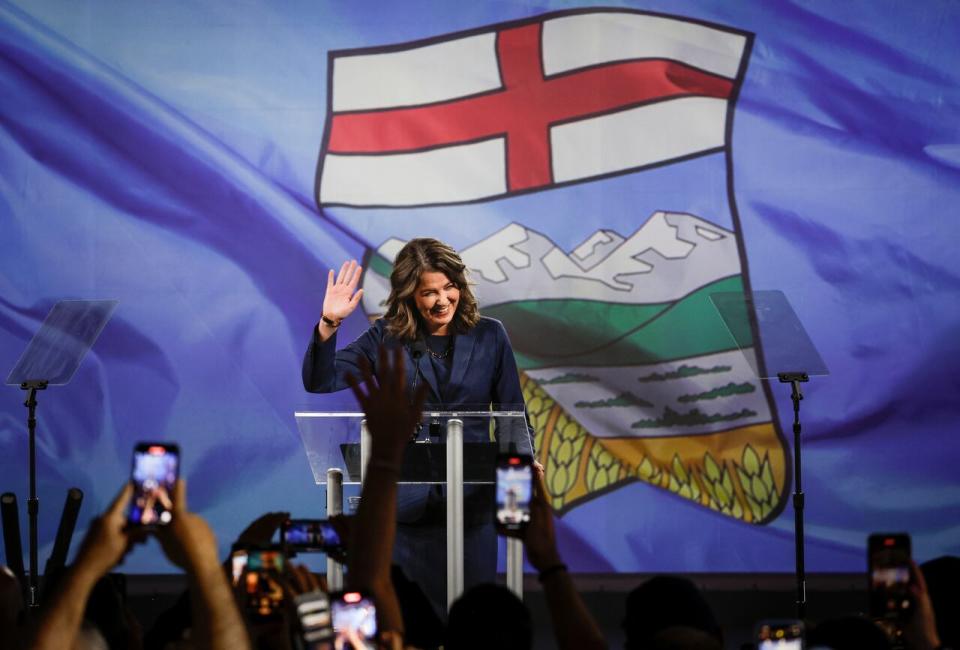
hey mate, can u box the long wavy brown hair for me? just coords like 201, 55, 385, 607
384, 238, 480, 341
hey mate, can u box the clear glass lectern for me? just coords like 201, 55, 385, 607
294, 404, 532, 608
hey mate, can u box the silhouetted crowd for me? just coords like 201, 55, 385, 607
1, 349, 956, 649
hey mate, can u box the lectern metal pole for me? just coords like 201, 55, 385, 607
445, 418, 464, 609
506, 537, 523, 599
360, 420, 371, 484
326, 468, 344, 591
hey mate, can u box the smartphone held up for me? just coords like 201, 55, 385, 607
237, 545, 287, 621
127, 443, 179, 528
331, 590, 377, 650
868, 532, 914, 620
282, 518, 345, 555
495, 453, 533, 534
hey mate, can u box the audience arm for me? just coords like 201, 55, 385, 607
157, 479, 251, 650
345, 346, 427, 639
522, 476, 607, 650
29, 484, 135, 650
904, 561, 941, 650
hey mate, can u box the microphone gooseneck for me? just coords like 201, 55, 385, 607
409, 339, 427, 440
410, 339, 427, 394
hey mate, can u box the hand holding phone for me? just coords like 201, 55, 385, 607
868, 533, 913, 620
238, 546, 287, 621
229, 547, 250, 587
331, 590, 377, 650
127, 443, 179, 528
495, 453, 533, 535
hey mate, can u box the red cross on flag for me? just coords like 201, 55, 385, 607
317, 9, 748, 208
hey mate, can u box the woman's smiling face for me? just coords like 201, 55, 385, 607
414, 271, 460, 335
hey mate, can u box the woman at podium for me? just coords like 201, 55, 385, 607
302, 237, 535, 615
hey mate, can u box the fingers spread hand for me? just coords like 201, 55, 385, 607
349, 289, 364, 309
358, 344, 425, 456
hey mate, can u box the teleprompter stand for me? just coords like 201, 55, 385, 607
4, 299, 117, 606
711, 290, 828, 620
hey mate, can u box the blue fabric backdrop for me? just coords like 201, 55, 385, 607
1, 0, 958, 573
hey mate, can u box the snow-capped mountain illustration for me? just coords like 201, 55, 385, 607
365, 211, 738, 313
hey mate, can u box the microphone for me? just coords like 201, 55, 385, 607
409, 340, 427, 440
410, 340, 427, 360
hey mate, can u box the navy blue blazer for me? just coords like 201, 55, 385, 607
302, 316, 533, 522
303, 317, 531, 440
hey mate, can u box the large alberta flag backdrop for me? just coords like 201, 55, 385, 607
1, 1, 958, 573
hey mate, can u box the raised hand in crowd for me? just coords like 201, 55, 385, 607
285, 563, 326, 596
235, 511, 291, 548
28, 482, 139, 650
346, 345, 427, 642
519, 474, 607, 650
240, 562, 328, 650
317, 260, 364, 341
347, 344, 426, 462
145, 510, 290, 650
903, 560, 941, 650
156, 478, 251, 650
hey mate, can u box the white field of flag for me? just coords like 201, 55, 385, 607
318, 11, 748, 207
